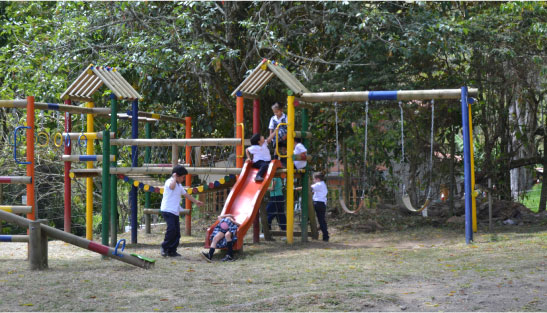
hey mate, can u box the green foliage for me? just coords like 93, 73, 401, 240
519, 183, 541, 213
0, 1, 545, 214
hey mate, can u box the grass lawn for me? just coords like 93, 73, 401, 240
520, 183, 541, 213
1, 217, 546, 312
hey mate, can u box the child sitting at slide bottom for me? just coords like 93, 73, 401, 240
201, 214, 240, 262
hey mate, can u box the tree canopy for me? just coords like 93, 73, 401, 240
0, 1, 545, 228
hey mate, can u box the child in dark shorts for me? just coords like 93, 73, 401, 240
201, 214, 240, 262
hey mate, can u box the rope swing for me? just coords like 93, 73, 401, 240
335, 101, 369, 214
398, 100, 435, 213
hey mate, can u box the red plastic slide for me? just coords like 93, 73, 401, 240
205, 159, 281, 250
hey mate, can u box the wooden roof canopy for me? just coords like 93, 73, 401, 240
61, 64, 143, 102
231, 59, 310, 99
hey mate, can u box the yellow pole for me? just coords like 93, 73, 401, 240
86, 102, 94, 240
286, 94, 295, 244
468, 102, 477, 232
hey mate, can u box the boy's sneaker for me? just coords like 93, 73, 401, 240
200, 251, 212, 263
168, 252, 182, 257
255, 175, 264, 182
221, 255, 235, 262
160, 247, 167, 257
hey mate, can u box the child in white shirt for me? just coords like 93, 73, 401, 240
160, 165, 203, 257
269, 102, 287, 166
293, 138, 308, 170
246, 132, 276, 182
311, 172, 329, 242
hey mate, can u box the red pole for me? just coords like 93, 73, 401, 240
185, 117, 192, 236
252, 98, 260, 243
26, 96, 35, 221
64, 99, 72, 232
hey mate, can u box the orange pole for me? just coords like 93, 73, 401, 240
185, 117, 192, 236
236, 93, 244, 169
26, 96, 35, 221
252, 98, 260, 243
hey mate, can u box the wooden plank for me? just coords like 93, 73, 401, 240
0, 206, 32, 214
0, 210, 154, 269
91, 67, 126, 99
101, 67, 136, 100
60, 64, 93, 100
231, 60, 267, 97
143, 208, 190, 215
111, 138, 249, 147
110, 167, 241, 175
298, 88, 479, 103
111, 69, 142, 99
0, 176, 32, 184
62, 132, 115, 140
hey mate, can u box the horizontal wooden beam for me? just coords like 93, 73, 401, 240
297, 88, 479, 103
0, 176, 32, 184
143, 208, 190, 215
62, 132, 115, 140
110, 138, 250, 147
110, 167, 242, 175
293, 154, 312, 161
69, 169, 100, 178
136, 111, 187, 124
62, 155, 116, 162
294, 131, 312, 139
0, 235, 29, 242
0, 205, 32, 214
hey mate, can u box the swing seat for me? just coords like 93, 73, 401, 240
339, 196, 368, 214
398, 194, 431, 213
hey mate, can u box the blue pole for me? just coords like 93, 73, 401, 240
130, 99, 139, 244
461, 86, 473, 244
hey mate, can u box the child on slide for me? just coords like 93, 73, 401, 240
201, 214, 240, 262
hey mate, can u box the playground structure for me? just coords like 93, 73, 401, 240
0, 63, 272, 268
1, 58, 480, 271
230, 59, 478, 244
0, 95, 154, 269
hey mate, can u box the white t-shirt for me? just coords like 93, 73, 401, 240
311, 181, 328, 203
293, 143, 307, 169
160, 177, 187, 215
247, 143, 271, 162
268, 113, 287, 130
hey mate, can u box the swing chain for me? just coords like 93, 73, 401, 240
334, 101, 340, 175
361, 101, 369, 199
39, 110, 44, 129
399, 101, 406, 195
426, 100, 435, 200
399, 100, 435, 200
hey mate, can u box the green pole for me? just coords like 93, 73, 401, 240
301, 108, 309, 242
101, 129, 110, 247
144, 122, 151, 234
110, 94, 118, 247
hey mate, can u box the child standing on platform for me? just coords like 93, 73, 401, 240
246, 132, 276, 182
160, 165, 203, 257
269, 102, 288, 166
311, 172, 329, 242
